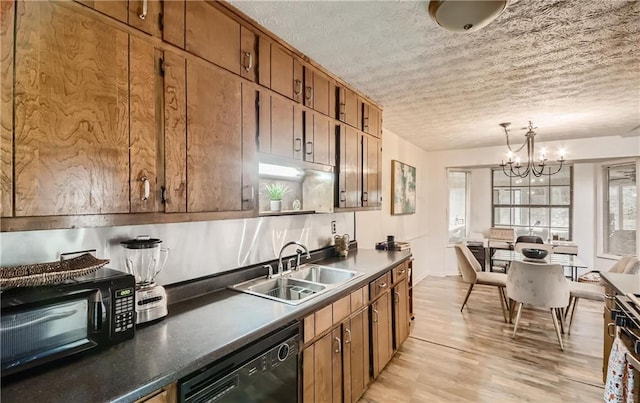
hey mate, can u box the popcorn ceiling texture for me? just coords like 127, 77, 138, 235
229, 0, 640, 151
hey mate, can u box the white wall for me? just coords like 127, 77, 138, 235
355, 128, 431, 283
425, 135, 640, 276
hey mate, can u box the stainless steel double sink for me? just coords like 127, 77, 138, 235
230, 264, 364, 305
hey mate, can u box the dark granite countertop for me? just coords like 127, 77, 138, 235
600, 271, 640, 295
0, 249, 411, 402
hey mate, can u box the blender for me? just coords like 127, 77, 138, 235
120, 236, 170, 325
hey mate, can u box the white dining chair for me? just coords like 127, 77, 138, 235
506, 260, 570, 350
454, 244, 509, 322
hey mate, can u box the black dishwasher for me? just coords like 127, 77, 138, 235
179, 322, 299, 403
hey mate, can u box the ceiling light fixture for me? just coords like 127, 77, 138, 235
500, 121, 565, 178
428, 0, 509, 33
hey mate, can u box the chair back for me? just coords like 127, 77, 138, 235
454, 244, 479, 284
515, 235, 544, 244
515, 242, 554, 254
609, 256, 640, 274
506, 260, 569, 309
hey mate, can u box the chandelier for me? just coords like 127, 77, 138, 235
499, 121, 565, 178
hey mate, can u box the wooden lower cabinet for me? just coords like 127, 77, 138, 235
343, 309, 370, 403
135, 382, 177, 403
603, 283, 616, 382
303, 327, 342, 403
393, 277, 410, 349
371, 289, 393, 379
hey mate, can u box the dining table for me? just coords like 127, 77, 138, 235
492, 249, 588, 281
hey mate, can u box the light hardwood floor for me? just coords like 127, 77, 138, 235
360, 275, 604, 402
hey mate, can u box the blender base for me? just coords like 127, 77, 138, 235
135, 283, 168, 325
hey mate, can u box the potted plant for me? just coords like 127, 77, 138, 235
265, 183, 288, 212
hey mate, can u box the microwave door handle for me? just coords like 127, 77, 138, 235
91, 290, 103, 332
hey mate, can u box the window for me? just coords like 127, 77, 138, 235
448, 171, 469, 243
604, 163, 637, 256
491, 166, 572, 241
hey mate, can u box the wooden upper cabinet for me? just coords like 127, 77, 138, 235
338, 87, 359, 128
162, 0, 185, 48
241, 83, 258, 212
186, 60, 243, 213
362, 101, 381, 138
270, 96, 294, 159
186, 1, 240, 75
305, 113, 333, 166
337, 125, 360, 208
258, 36, 271, 88
14, 1, 130, 216
293, 58, 303, 103
258, 91, 271, 154
77, 0, 129, 23
163, 50, 187, 213
362, 135, 381, 208
271, 44, 299, 100
128, 0, 162, 37
293, 105, 304, 161
129, 36, 162, 213
1, 0, 14, 217
304, 66, 330, 116
240, 26, 257, 82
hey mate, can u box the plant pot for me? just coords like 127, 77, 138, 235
270, 200, 282, 212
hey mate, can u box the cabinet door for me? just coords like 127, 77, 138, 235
258, 91, 271, 154
129, 36, 162, 213
271, 96, 294, 159
241, 83, 258, 212
338, 87, 359, 128
344, 310, 370, 403
603, 305, 615, 383
240, 26, 257, 82
162, 0, 185, 48
371, 291, 393, 379
15, 1, 130, 216
271, 44, 294, 99
293, 105, 304, 160
303, 65, 314, 109
1, 0, 14, 217
312, 113, 333, 166
186, 60, 242, 212
128, 0, 162, 37
306, 331, 334, 403
186, 2, 240, 74
293, 58, 303, 104
337, 125, 360, 208
362, 102, 381, 137
362, 135, 381, 207
163, 51, 187, 213
258, 36, 271, 88
313, 70, 330, 116
393, 277, 410, 349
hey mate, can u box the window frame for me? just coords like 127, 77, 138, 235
447, 170, 471, 245
491, 165, 573, 242
598, 159, 639, 258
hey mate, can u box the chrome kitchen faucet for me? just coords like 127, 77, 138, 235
275, 241, 311, 278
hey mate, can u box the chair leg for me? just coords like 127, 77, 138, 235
508, 298, 516, 324
460, 283, 475, 312
512, 302, 523, 338
551, 308, 564, 351
564, 296, 575, 321
556, 307, 565, 335
498, 287, 508, 323
567, 298, 579, 335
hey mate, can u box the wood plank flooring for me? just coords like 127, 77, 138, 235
359, 276, 604, 402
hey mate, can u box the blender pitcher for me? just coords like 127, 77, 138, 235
121, 236, 170, 286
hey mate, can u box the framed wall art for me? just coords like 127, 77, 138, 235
391, 160, 416, 215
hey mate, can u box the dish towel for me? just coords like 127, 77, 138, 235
605, 337, 636, 402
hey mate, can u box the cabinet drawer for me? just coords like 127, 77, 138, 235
315, 304, 333, 337
350, 286, 368, 312
392, 261, 409, 284
333, 295, 351, 324
370, 272, 391, 301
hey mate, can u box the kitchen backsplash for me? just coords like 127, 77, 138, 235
0, 213, 355, 285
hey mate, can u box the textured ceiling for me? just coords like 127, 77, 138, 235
229, 0, 640, 151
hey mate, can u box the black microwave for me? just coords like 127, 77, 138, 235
0, 268, 136, 377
